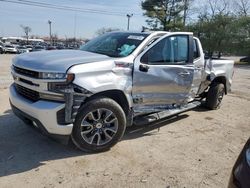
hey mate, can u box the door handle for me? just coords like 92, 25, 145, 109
139, 64, 149, 72
178, 72, 190, 76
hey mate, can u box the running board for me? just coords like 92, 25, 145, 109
133, 101, 201, 126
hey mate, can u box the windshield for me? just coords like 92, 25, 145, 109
80, 32, 149, 57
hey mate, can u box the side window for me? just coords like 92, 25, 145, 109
139, 37, 160, 55
193, 39, 200, 59
141, 35, 189, 64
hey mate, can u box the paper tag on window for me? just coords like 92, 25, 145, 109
128, 35, 145, 40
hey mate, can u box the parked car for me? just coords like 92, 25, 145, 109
10, 31, 234, 152
16, 46, 29, 54
47, 46, 57, 50
240, 56, 250, 63
56, 46, 65, 50
4, 44, 17, 53
0, 41, 4, 54
228, 138, 250, 188
25, 45, 33, 52
0, 45, 4, 54
32, 45, 46, 52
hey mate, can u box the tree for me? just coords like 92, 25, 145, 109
20, 25, 31, 45
183, 0, 196, 27
187, 0, 250, 56
188, 10, 235, 57
95, 27, 120, 36
141, 0, 188, 31
51, 33, 58, 45
230, 16, 250, 55
234, 0, 250, 16
206, 0, 230, 16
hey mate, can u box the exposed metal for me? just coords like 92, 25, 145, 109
133, 101, 201, 126
205, 58, 234, 93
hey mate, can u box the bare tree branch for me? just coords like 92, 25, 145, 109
20, 25, 31, 44
234, 0, 250, 16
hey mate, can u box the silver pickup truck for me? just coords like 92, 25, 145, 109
9, 31, 234, 152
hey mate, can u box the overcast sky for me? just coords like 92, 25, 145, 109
0, 0, 146, 39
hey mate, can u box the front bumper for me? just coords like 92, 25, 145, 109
9, 84, 73, 136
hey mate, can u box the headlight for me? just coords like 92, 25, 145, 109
41, 72, 66, 79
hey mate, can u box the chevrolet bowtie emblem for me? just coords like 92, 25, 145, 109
13, 75, 19, 81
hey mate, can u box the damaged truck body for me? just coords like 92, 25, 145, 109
9, 31, 234, 152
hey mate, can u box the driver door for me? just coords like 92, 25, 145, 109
132, 34, 195, 112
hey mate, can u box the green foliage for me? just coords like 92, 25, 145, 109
187, 14, 250, 56
231, 16, 250, 55
188, 14, 234, 55
141, 0, 250, 56
141, 0, 185, 31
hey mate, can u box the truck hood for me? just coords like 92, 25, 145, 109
13, 50, 112, 72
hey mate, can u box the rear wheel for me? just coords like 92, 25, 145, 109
71, 97, 126, 152
206, 82, 225, 110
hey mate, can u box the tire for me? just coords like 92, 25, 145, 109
206, 82, 225, 110
71, 97, 126, 152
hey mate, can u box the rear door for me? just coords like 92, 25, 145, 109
132, 34, 195, 112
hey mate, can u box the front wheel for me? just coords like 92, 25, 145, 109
71, 97, 126, 152
206, 83, 225, 110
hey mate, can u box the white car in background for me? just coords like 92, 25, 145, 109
25, 45, 33, 52
4, 44, 17, 54
0, 41, 4, 54
16, 46, 29, 54
0, 45, 4, 54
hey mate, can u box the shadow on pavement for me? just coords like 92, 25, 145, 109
0, 109, 82, 177
0, 109, 189, 177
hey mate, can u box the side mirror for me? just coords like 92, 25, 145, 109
204, 51, 209, 59
139, 64, 149, 72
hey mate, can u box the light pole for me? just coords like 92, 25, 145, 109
183, 0, 188, 27
48, 20, 52, 44
126, 14, 133, 31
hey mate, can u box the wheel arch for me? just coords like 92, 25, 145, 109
84, 90, 131, 116
211, 76, 227, 94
